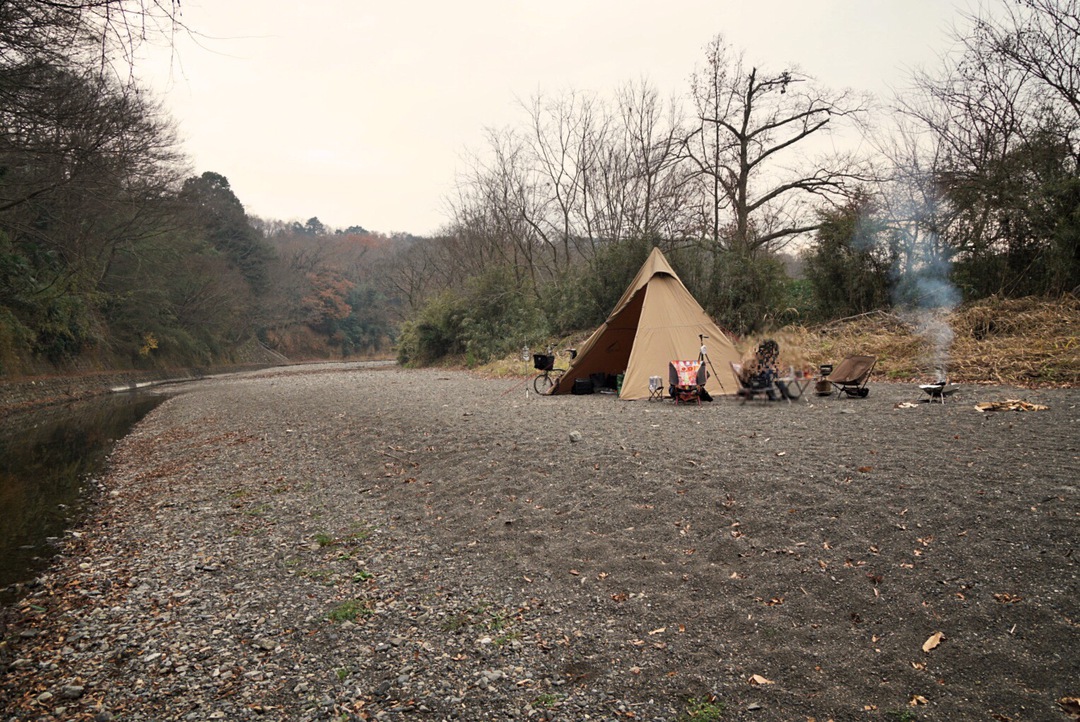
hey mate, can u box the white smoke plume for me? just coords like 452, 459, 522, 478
886, 182, 961, 381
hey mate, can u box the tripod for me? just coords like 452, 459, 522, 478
697, 334, 726, 393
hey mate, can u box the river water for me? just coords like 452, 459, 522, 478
0, 392, 165, 604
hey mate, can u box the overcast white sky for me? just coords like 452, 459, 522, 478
136, 1, 974, 236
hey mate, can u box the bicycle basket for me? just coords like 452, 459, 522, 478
533, 353, 555, 371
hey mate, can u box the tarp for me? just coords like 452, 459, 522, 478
552, 247, 741, 399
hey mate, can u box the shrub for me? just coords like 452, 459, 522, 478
803, 196, 895, 321
396, 289, 467, 365
458, 267, 547, 364
702, 250, 789, 335
0, 307, 33, 373
398, 267, 548, 366
35, 295, 97, 363
546, 237, 654, 333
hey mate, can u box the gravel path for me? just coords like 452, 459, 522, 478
1, 363, 1077, 721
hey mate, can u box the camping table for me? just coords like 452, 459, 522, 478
648, 375, 665, 401
780, 375, 813, 402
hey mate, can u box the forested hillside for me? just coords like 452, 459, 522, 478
1, 1, 1076, 380
0, 2, 403, 376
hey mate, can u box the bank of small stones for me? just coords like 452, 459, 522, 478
2, 364, 1077, 721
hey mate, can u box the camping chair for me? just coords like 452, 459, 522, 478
731, 362, 775, 403
668, 360, 706, 405
826, 355, 877, 398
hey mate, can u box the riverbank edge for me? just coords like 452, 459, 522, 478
0, 364, 280, 415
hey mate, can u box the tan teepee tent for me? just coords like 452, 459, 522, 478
552, 247, 742, 399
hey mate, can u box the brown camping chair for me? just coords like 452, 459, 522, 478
826, 355, 877, 398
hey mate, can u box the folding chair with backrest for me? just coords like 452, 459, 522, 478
669, 360, 706, 405
827, 355, 877, 398
731, 361, 773, 402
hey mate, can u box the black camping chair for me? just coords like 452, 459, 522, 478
731, 361, 773, 402
733, 339, 793, 402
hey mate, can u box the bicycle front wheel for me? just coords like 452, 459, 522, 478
533, 370, 563, 395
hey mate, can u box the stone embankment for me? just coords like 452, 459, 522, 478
1, 340, 292, 414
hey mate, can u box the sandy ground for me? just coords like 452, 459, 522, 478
1, 363, 1077, 721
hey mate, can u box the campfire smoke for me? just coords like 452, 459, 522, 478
885, 181, 960, 381
916, 304, 955, 382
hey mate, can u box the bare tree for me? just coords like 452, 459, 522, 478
684, 34, 870, 255
522, 91, 610, 270
970, 0, 1080, 131
446, 127, 554, 289
611, 80, 690, 241
0, 1, 182, 79
896, 0, 1080, 296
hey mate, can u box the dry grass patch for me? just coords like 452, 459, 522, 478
792, 296, 1079, 387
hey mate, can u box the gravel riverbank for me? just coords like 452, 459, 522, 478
2, 363, 1077, 721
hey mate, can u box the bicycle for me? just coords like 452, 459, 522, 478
531, 347, 576, 395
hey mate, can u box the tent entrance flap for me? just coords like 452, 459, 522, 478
553, 289, 644, 392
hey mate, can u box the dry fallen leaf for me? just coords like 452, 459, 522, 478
1059, 697, 1080, 719
909, 695, 929, 706
858, 466, 874, 473
975, 399, 1049, 412
648, 627, 666, 635
748, 674, 774, 685
922, 631, 945, 652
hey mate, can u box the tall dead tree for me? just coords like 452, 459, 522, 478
684, 34, 869, 256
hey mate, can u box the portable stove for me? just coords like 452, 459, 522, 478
918, 380, 958, 404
